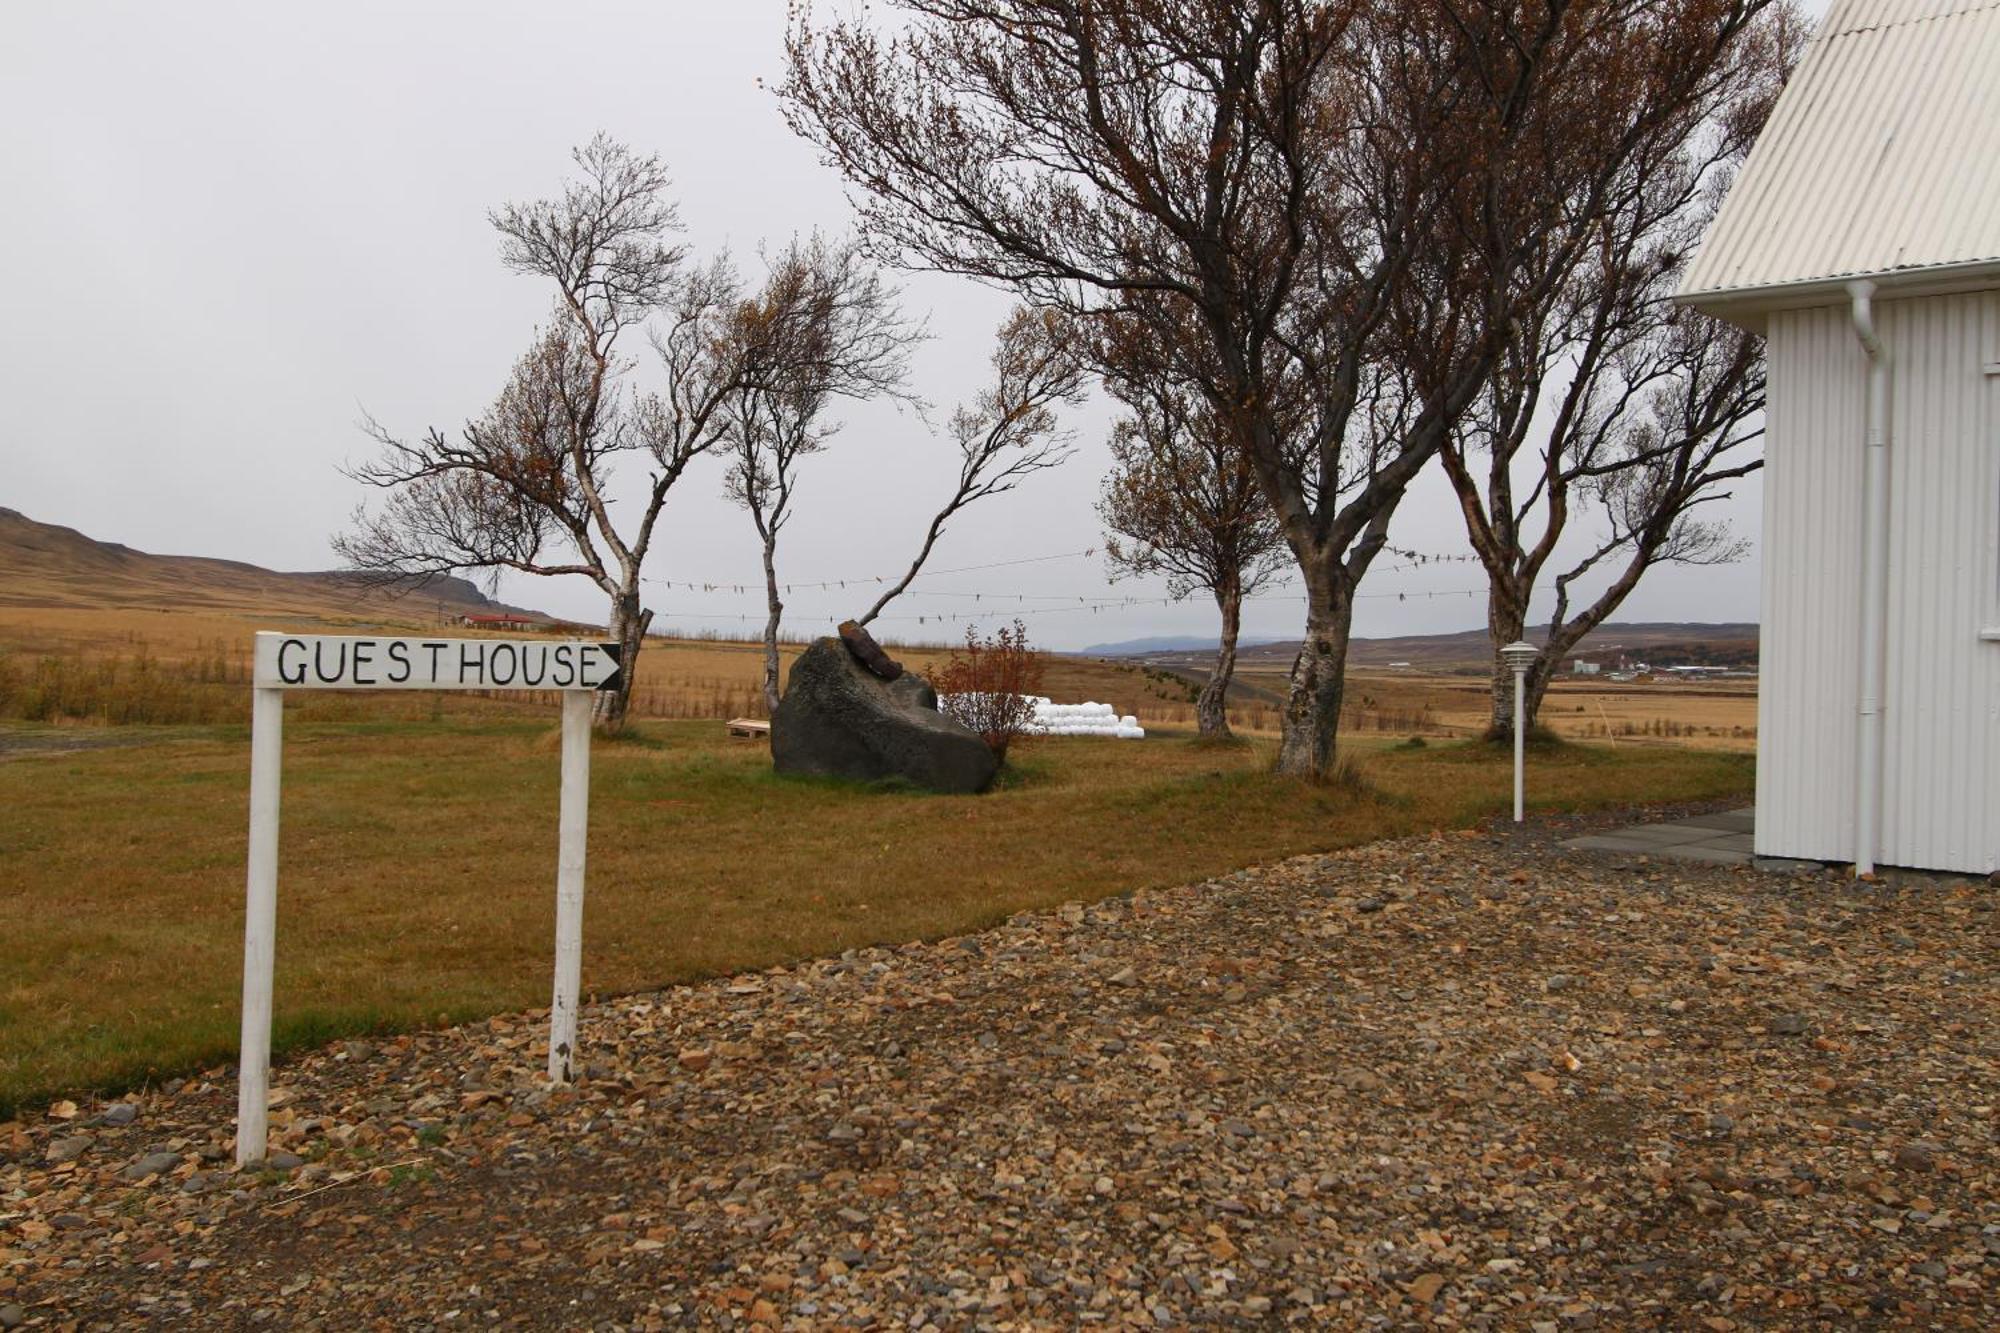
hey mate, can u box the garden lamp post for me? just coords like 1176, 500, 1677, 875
1499, 641, 1539, 823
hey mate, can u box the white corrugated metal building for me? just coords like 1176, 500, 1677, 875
1679, 0, 2000, 874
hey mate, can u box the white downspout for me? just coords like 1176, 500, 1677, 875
1846, 279, 1889, 877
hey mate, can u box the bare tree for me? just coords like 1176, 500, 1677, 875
340, 137, 725, 730
1441, 10, 1798, 734
785, 0, 1783, 777
722, 235, 920, 714
1098, 368, 1288, 739
1447, 297, 1766, 736
854, 307, 1084, 626
339, 139, 911, 732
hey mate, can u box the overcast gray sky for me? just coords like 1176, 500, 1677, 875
2, 1, 1818, 650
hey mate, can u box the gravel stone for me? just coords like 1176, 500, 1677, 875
1895, 1141, 1940, 1172
117, 1151, 179, 1181
43, 1135, 90, 1163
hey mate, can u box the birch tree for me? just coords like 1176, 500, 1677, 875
721, 236, 920, 714
1446, 283, 1766, 736
1099, 371, 1287, 739
1441, 9, 1796, 733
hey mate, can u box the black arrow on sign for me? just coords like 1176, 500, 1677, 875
596, 642, 623, 692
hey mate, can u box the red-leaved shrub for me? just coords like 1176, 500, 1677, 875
931, 619, 1046, 762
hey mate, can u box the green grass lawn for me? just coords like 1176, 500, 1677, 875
0, 716, 1752, 1115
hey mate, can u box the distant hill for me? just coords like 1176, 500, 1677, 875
1087, 621, 1759, 673
0, 507, 551, 624
1082, 633, 1290, 656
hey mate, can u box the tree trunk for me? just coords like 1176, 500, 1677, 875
1195, 580, 1242, 739
1523, 660, 1555, 734
1486, 591, 1588, 738
1488, 655, 1556, 740
1511, 629, 1589, 738
1274, 578, 1352, 778
1485, 592, 1532, 738
596, 588, 650, 734
759, 537, 783, 718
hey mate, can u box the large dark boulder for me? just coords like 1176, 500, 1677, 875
772, 637, 998, 794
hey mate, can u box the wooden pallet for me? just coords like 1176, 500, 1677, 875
726, 717, 771, 739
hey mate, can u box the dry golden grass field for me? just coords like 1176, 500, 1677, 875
1325, 669, 1757, 749
0, 511, 1760, 1113
0, 602, 1197, 729
0, 599, 1756, 746
1, 507, 1757, 740
1190, 664, 1758, 750
0, 714, 1755, 1116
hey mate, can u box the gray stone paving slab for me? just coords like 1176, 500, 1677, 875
1677, 810, 1756, 834
1564, 836, 1653, 854
1754, 855, 1823, 874
1562, 807, 1761, 866
1602, 824, 1726, 846
1657, 842, 1756, 865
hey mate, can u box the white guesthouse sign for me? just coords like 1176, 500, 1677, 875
236, 632, 622, 1166
254, 633, 622, 692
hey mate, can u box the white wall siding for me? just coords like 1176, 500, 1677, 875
1760, 292, 2000, 873
1877, 291, 2000, 873
1759, 306, 1866, 862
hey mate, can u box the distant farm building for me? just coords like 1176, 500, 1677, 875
1571, 660, 1602, 676
1679, 0, 1999, 873
459, 612, 537, 631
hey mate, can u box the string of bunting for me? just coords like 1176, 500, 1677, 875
639, 547, 1104, 596
652, 582, 1540, 630
639, 549, 1481, 602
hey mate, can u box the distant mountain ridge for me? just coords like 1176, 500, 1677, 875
1087, 620, 1759, 671
0, 507, 551, 623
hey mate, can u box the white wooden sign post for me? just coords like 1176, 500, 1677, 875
237, 631, 622, 1166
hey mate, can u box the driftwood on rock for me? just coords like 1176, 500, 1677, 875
838, 620, 904, 681
773, 637, 995, 793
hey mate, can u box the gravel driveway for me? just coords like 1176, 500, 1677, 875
4, 816, 1995, 1329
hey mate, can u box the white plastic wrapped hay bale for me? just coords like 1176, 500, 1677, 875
936, 693, 1144, 739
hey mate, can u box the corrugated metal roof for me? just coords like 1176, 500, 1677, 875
1678, 0, 2000, 309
